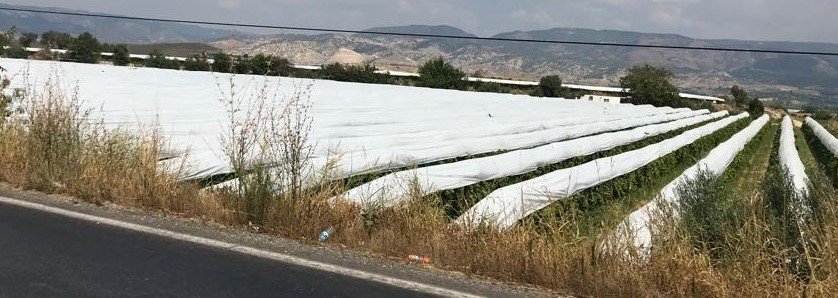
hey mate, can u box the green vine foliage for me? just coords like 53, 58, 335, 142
526, 117, 752, 231
435, 118, 721, 218
676, 120, 773, 262
802, 125, 838, 188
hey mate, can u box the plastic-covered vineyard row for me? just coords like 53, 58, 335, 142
457, 112, 750, 229
0, 58, 684, 182
780, 116, 811, 198
804, 117, 838, 157
613, 115, 769, 256
342, 111, 727, 207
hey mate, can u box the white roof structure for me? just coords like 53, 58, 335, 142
678, 93, 726, 103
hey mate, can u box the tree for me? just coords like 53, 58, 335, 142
68, 32, 101, 64
0, 27, 28, 59
267, 56, 293, 76
112, 45, 130, 66
730, 85, 748, 106
184, 54, 211, 71
145, 50, 179, 69
40, 31, 74, 49
211, 52, 232, 73
250, 54, 270, 75
18, 32, 38, 48
418, 57, 466, 90
233, 54, 252, 74
747, 98, 764, 118
619, 64, 681, 107
476, 82, 510, 94
537, 75, 565, 97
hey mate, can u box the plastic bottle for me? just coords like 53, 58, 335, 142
319, 226, 334, 242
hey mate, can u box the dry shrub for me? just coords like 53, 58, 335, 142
0, 68, 205, 216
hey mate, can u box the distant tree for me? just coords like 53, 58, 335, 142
18, 32, 38, 48
211, 52, 232, 73
233, 54, 252, 74
68, 32, 101, 63
0, 29, 12, 54
40, 31, 74, 49
320, 62, 348, 80
344, 64, 389, 84
250, 54, 270, 75
267, 56, 293, 76
319, 62, 389, 83
620, 64, 681, 107
812, 110, 832, 120
112, 45, 130, 66
418, 57, 466, 90
99, 43, 116, 53
730, 85, 748, 106
145, 50, 179, 69
537, 75, 566, 98
0, 27, 28, 59
184, 54, 211, 71
476, 82, 510, 94
747, 98, 764, 118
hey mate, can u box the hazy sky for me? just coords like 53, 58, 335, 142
6, 0, 838, 43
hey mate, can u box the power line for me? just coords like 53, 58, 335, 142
3, 6, 838, 57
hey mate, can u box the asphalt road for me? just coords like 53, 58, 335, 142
0, 202, 430, 298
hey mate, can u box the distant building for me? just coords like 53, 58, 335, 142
578, 94, 622, 104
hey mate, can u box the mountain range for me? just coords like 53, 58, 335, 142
228, 25, 838, 107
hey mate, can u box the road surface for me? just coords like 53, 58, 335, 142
0, 202, 431, 297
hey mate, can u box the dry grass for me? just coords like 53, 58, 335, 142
0, 69, 836, 297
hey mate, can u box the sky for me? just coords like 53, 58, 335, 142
6, 0, 838, 43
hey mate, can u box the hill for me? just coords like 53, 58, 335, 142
237, 26, 838, 107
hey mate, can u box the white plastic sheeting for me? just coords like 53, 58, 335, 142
0, 58, 684, 181
805, 117, 838, 157
780, 116, 810, 197
615, 115, 769, 256
342, 110, 726, 207
457, 112, 750, 229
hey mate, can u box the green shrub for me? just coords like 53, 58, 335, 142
538, 75, 566, 98
212, 52, 232, 73
747, 99, 764, 118
233, 54, 253, 74
418, 57, 466, 90
250, 54, 270, 75
184, 54, 211, 71
40, 31, 74, 49
18, 32, 37, 48
267, 56, 293, 76
677, 170, 748, 260
68, 32, 101, 64
475, 82, 510, 93
0, 27, 29, 59
620, 64, 682, 107
112, 45, 130, 66
144, 50, 180, 70
730, 85, 748, 106
319, 63, 390, 84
